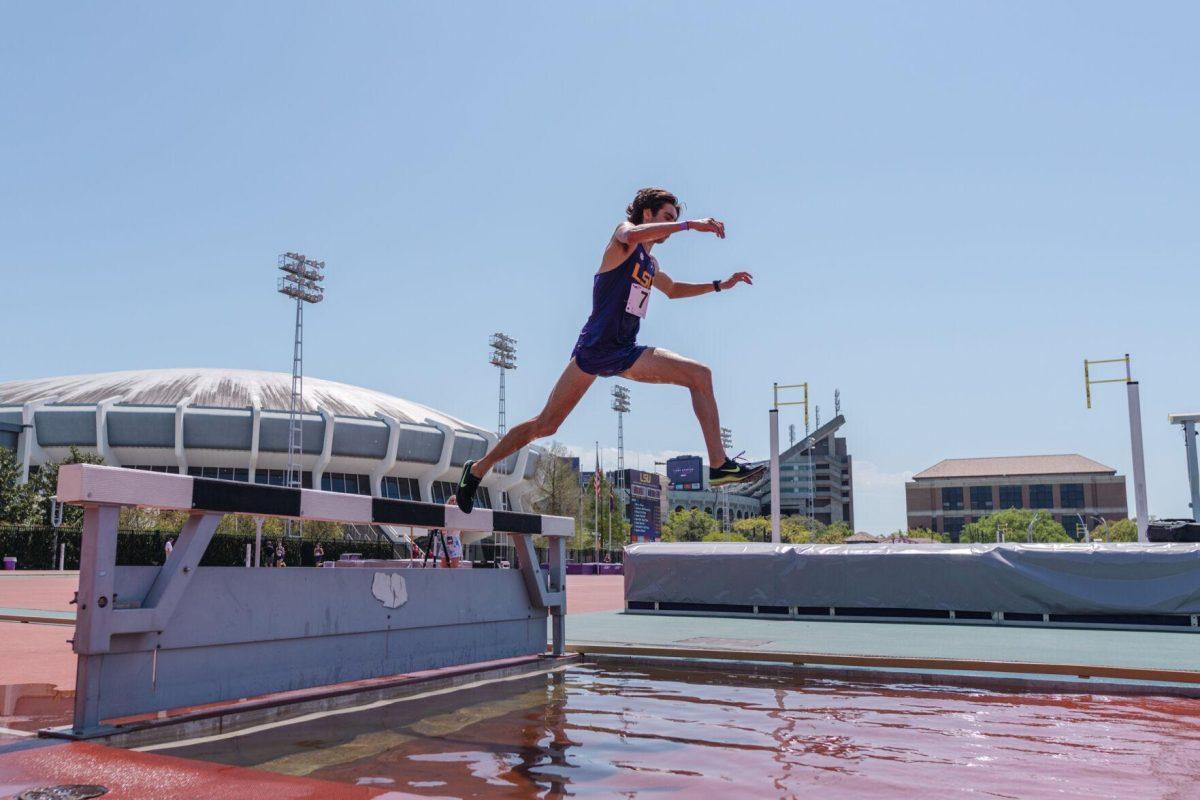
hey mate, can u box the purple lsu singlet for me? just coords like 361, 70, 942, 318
571, 244, 656, 376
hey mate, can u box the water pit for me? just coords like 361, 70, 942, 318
146, 661, 1200, 799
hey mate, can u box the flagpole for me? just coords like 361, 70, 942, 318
607, 484, 612, 557
599, 446, 605, 564
594, 441, 600, 564
577, 478, 583, 563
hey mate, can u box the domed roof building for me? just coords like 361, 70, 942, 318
0, 368, 542, 514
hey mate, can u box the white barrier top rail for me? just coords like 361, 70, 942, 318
57, 464, 573, 537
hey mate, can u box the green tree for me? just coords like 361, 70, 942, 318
1089, 517, 1137, 542
732, 516, 771, 542
0, 447, 37, 525
961, 508, 1071, 543
886, 527, 946, 542
727, 514, 847, 544
532, 442, 582, 518
0, 446, 103, 527
782, 515, 822, 544
120, 505, 190, 533
574, 471, 629, 551
701, 529, 748, 543
814, 521, 854, 543
660, 508, 717, 542
253, 516, 348, 541
728, 514, 823, 544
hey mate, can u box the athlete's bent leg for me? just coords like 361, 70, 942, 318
620, 347, 726, 466
456, 359, 595, 512
472, 360, 596, 478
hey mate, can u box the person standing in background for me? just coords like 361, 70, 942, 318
437, 498, 465, 568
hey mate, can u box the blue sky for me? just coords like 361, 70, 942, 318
3, 2, 1197, 533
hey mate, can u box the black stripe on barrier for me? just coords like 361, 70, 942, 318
192, 478, 302, 517
372, 498, 446, 528
954, 610, 993, 620
1048, 612, 1193, 627
836, 607, 951, 620
492, 510, 541, 534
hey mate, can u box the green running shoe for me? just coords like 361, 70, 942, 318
709, 453, 767, 487
455, 459, 483, 513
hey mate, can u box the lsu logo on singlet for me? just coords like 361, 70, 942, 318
631, 253, 654, 289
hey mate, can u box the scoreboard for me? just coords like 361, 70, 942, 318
623, 468, 662, 541
666, 455, 704, 491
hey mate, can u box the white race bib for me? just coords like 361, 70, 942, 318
625, 283, 651, 318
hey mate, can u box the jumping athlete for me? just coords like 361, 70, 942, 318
456, 187, 765, 512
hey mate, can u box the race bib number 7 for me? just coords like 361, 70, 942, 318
625, 283, 651, 318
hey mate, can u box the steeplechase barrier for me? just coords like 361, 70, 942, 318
54, 464, 573, 737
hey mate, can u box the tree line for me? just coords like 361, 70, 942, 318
4, 443, 1138, 547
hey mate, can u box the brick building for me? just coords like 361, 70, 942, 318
905, 454, 1127, 540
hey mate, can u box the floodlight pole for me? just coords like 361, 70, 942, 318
611, 385, 630, 545
489, 333, 517, 438
720, 427, 733, 532
616, 411, 621, 537
489, 333, 517, 543
1084, 354, 1148, 543
277, 252, 326, 538
770, 382, 808, 544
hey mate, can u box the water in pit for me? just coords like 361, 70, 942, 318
162, 663, 1200, 799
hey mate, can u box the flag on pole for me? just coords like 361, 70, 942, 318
593, 454, 602, 498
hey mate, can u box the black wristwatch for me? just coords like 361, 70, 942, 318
712, 280, 721, 292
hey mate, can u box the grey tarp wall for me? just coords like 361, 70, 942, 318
624, 542, 1200, 615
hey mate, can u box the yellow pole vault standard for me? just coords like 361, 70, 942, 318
1083, 354, 1148, 542
1084, 354, 1130, 409
770, 382, 809, 543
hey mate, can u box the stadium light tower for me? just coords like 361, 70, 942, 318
278, 252, 326, 536
611, 385, 631, 541
489, 333, 517, 437
612, 385, 631, 471
720, 427, 733, 531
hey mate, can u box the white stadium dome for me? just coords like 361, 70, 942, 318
0, 368, 541, 514
0, 368, 474, 428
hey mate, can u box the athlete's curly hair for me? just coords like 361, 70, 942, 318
626, 187, 682, 223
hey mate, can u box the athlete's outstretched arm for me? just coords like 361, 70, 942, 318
616, 217, 726, 246
653, 269, 753, 300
